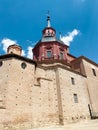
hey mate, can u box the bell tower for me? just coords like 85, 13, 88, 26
32, 15, 69, 62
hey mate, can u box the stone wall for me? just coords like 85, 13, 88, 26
82, 59, 98, 113
32, 67, 59, 127
57, 67, 90, 123
0, 57, 97, 129
0, 58, 35, 126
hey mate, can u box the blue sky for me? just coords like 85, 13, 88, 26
0, 0, 98, 63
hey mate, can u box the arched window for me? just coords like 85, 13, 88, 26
60, 52, 63, 59
47, 51, 52, 58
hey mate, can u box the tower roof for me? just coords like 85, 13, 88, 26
33, 15, 70, 62
41, 15, 56, 42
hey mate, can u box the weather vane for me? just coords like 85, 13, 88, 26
47, 10, 50, 20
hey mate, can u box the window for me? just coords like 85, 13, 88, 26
21, 62, 27, 69
73, 94, 78, 103
71, 77, 75, 85
60, 52, 63, 59
92, 68, 96, 76
10, 51, 13, 54
47, 51, 52, 58
48, 30, 50, 36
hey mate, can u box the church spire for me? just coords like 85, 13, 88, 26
47, 12, 51, 27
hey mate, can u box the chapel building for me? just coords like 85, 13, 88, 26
0, 16, 98, 129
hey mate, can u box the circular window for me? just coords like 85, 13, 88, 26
21, 62, 27, 69
0, 61, 3, 67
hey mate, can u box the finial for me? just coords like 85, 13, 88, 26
59, 32, 62, 39
47, 11, 51, 27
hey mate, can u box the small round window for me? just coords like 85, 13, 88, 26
0, 61, 3, 67
21, 62, 27, 69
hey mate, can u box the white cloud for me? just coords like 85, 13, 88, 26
60, 29, 79, 46
27, 46, 33, 59
1, 38, 17, 53
1, 38, 26, 56
22, 50, 26, 56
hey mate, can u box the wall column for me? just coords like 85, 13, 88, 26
55, 67, 64, 125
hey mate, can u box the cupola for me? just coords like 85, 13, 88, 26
32, 15, 74, 62
7, 44, 22, 56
